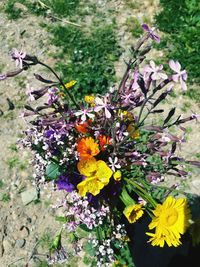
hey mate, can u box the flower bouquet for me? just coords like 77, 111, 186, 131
1, 24, 200, 266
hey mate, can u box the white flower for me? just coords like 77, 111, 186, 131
94, 96, 112, 118
74, 109, 95, 121
108, 157, 121, 172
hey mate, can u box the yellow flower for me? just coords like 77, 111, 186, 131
77, 176, 105, 196
146, 196, 191, 247
63, 80, 77, 89
127, 124, 140, 139
146, 232, 181, 247
189, 219, 200, 246
113, 170, 122, 181
77, 158, 113, 196
123, 204, 144, 223
77, 157, 97, 176
118, 110, 133, 121
84, 95, 95, 105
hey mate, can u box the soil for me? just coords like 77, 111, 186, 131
0, 1, 199, 267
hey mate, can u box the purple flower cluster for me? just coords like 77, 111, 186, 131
53, 192, 110, 232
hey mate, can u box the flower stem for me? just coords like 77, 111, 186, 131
125, 178, 157, 208
38, 60, 80, 109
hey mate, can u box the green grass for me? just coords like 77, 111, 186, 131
6, 156, 27, 170
48, 23, 121, 97
4, 0, 122, 98
0, 180, 4, 188
0, 193, 11, 202
4, 0, 80, 19
155, 0, 200, 86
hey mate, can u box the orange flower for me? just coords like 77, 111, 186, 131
99, 135, 111, 151
75, 119, 92, 134
77, 137, 100, 159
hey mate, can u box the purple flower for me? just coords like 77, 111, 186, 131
47, 87, 59, 105
144, 60, 168, 80
55, 175, 74, 192
169, 60, 187, 91
11, 48, 26, 69
142, 24, 160, 43
0, 74, 7, 81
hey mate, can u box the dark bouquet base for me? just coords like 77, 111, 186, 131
125, 213, 199, 267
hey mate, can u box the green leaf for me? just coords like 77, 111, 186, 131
83, 241, 96, 257
79, 224, 94, 232
55, 216, 68, 223
45, 162, 60, 180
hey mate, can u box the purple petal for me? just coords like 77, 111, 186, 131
172, 74, 179, 82
0, 74, 7, 81
182, 71, 188, 81
180, 78, 187, 91
142, 23, 150, 32
56, 175, 75, 192
151, 34, 160, 43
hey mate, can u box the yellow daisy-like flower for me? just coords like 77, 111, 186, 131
146, 196, 191, 247
77, 157, 113, 196
146, 232, 182, 247
123, 204, 144, 224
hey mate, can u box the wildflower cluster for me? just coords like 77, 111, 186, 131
2, 24, 200, 266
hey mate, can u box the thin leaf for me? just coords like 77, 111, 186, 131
34, 73, 56, 84
163, 107, 176, 125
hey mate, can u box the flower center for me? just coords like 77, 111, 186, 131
161, 208, 178, 226
86, 148, 92, 155
129, 211, 136, 221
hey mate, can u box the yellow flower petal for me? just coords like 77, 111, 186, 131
113, 170, 122, 181
95, 160, 113, 185
77, 157, 97, 176
147, 196, 191, 247
123, 204, 144, 224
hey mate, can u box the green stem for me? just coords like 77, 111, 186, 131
125, 178, 157, 208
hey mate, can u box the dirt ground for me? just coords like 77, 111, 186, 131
0, 1, 199, 266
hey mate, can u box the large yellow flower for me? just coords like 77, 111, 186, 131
146, 196, 191, 247
77, 176, 105, 196
123, 204, 144, 224
146, 232, 182, 247
77, 157, 113, 196
77, 157, 97, 176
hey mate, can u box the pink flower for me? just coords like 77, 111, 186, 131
144, 60, 168, 81
141, 24, 160, 43
169, 60, 187, 91
11, 48, 26, 69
